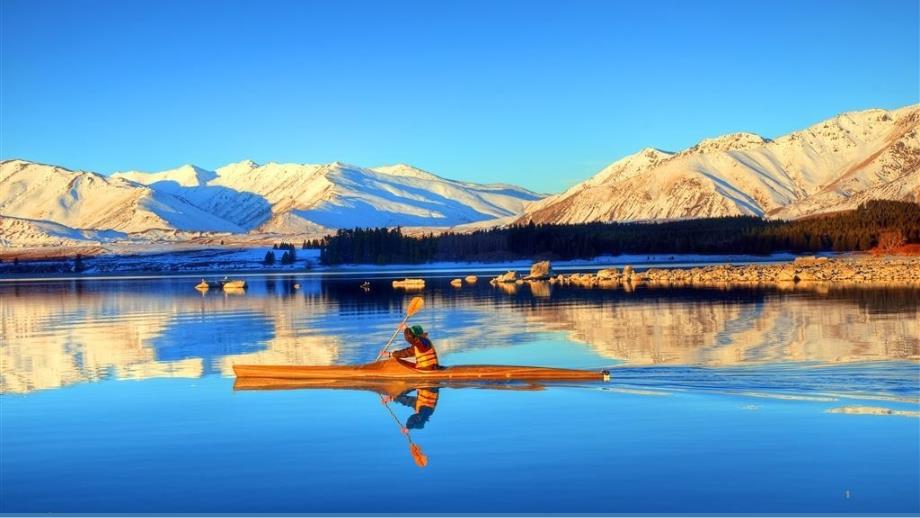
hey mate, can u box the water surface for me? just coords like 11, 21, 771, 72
1, 273, 918, 513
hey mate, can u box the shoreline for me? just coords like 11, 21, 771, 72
494, 255, 920, 288
0, 250, 811, 281
1, 244, 916, 286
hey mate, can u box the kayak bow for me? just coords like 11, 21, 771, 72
232, 358, 607, 382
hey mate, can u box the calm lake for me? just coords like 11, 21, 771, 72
1, 271, 919, 514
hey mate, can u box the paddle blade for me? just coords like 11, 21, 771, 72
406, 296, 424, 317
410, 443, 428, 468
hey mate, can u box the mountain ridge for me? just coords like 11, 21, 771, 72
520, 104, 920, 225
0, 158, 542, 244
2, 104, 918, 248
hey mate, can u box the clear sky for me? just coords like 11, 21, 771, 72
1, 0, 917, 193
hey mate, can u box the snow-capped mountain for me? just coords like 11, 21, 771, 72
114, 161, 541, 233
521, 105, 920, 224
0, 159, 541, 243
0, 160, 244, 234
3, 104, 917, 249
0, 216, 126, 248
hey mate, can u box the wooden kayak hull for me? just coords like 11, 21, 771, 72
232, 358, 607, 382
232, 377, 552, 395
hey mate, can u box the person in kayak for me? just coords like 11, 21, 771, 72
387, 324, 440, 370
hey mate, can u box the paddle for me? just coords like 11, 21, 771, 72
374, 296, 424, 361
380, 394, 429, 468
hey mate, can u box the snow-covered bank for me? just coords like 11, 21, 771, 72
0, 246, 321, 277
0, 245, 821, 279
319, 252, 808, 275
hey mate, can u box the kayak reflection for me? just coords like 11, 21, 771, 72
385, 386, 439, 430
379, 388, 434, 467
233, 375, 555, 468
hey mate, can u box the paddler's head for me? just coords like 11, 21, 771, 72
404, 324, 426, 341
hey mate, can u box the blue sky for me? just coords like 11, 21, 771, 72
1, 0, 917, 193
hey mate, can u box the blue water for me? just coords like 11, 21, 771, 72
1, 274, 918, 513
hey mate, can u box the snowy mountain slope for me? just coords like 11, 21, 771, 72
115, 161, 542, 232
0, 158, 540, 245
297, 163, 541, 228
0, 216, 126, 248
0, 160, 244, 233
521, 105, 920, 224
115, 162, 273, 229
114, 164, 217, 189
769, 106, 920, 218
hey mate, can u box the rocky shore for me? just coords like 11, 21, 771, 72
491, 256, 920, 289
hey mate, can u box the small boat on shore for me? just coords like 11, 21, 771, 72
233, 357, 608, 382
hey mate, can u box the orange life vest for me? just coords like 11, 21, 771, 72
415, 388, 439, 412
412, 339, 439, 370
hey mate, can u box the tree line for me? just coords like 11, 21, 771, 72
318, 200, 920, 265
265, 243, 298, 265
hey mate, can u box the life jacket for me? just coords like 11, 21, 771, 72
411, 337, 439, 370
415, 387, 439, 412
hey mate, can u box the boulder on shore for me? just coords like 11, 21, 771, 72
491, 270, 519, 284
392, 278, 425, 289
524, 260, 553, 280
776, 265, 796, 282
794, 256, 829, 266
622, 265, 636, 282
597, 268, 619, 280
796, 270, 816, 282
490, 256, 920, 292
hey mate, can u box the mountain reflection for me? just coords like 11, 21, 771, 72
521, 295, 919, 365
1, 278, 918, 394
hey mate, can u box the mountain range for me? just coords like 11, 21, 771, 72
521, 104, 920, 224
1, 104, 918, 247
0, 160, 540, 246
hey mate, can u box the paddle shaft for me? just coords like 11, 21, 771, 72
375, 314, 411, 361
380, 395, 413, 443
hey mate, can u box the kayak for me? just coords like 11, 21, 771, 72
232, 357, 608, 382
233, 377, 553, 394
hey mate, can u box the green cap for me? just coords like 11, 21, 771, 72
410, 325, 425, 336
